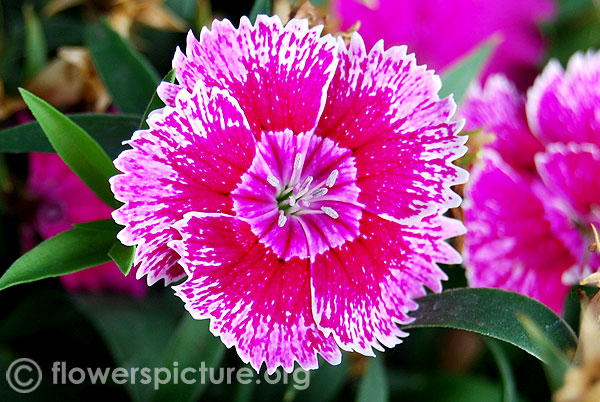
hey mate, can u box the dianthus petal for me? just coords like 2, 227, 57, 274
111, 83, 255, 285
171, 213, 342, 374
156, 81, 181, 107
173, 15, 338, 134
461, 75, 544, 174
464, 152, 576, 313
310, 211, 463, 355
316, 35, 467, 223
536, 142, 600, 223
527, 50, 600, 147
535, 142, 600, 276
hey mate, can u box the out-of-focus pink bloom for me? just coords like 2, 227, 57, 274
333, 0, 555, 89
463, 51, 600, 313
111, 16, 467, 372
27, 152, 146, 297
462, 75, 544, 174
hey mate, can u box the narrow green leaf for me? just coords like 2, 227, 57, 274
0, 219, 119, 291
356, 358, 388, 402
0, 113, 140, 159
483, 338, 517, 402
139, 69, 176, 130
86, 20, 160, 114
403, 288, 577, 363
108, 242, 135, 276
249, 0, 272, 22
19, 89, 120, 208
23, 4, 47, 81
151, 316, 226, 402
439, 38, 497, 105
519, 314, 571, 390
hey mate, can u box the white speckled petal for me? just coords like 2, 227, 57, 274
310, 211, 463, 355
171, 213, 342, 374
316, 35, 468, 223
111, 82, 255, 285
173, 15, 339, 134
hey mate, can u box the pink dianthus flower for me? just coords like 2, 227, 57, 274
111, 16, 467, 372
463, 51, 600, 313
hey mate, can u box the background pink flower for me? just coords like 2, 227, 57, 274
27, 152, 146, 297
333, 0, 556, 89
463, 50, 600, 313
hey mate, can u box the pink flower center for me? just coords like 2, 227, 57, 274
232, 129, 363, 261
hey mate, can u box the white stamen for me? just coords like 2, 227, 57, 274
326, 170, 339, 188
278, 211, 287, 227
321, 206, 339, 219
294, 153, 303, 170
289, 195, 296, 206
267, 175, 280, 187
312, 188, 328, 198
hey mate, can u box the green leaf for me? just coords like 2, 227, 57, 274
249, 0, 272, 22
356, 358, 388, 402
139, 68, 176, 130
0, 113, 139, 159
73, 219, 122, 232
403, 288, 577, 363
519, 314, 571, 390
86, 20, 160, 114
19, 89, 120, 208
0, 219, 119, 291
483, 338, 517, 402
108, 242, 135, 276
439, 39, 497, 105
151, 316, 226, 402
22, 4, 47, 81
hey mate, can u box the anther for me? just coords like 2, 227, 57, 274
289, 195, 296, 207
267, 175, 280, 187
321, 206, 339, 219
326, 170, 339, 188
278, 211, 287, 227
312, 188, 328, 198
